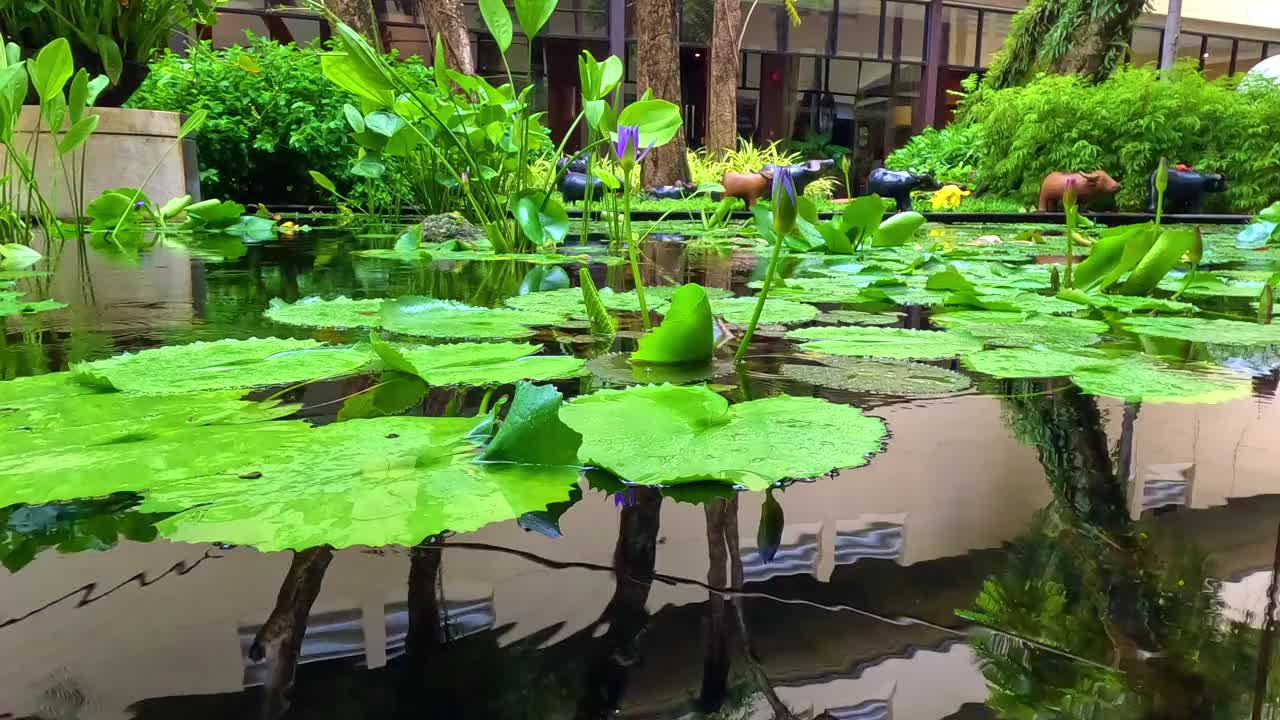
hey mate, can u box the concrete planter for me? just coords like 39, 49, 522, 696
10, 107, 200, 218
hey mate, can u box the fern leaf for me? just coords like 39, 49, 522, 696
579, 268, 617, 337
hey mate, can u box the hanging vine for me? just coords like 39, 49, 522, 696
984, 0, 1150, 89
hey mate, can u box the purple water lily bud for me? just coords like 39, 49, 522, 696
612, 486, 637, 508
771, 168, 797, 237
134, 200, 146, 210
1063, 176, 1078, 210
613, 124, 654, 172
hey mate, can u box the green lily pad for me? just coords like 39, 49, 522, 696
761, 278, 869, 304
370, 337, 585, 386
787, 326, 984, 360
586, 352, 726, 385
503, 288, 587, 317
704, 297, 819, 326
71, 338, 372, 394
380, 296, 562, 339
599, 285, 733, 312
931, 311, 1107, 348
632, 284, 714, 365
1120, 317, 1280, 346
1156, 273, 1267, 298
782, 358, 971, 395
559, 384, 886, 490
0, 291, 65, 317
816, 310, 900, 326
478, 381, 581, 466
962, 348, 1117, 378
946, 290, 1085, 315
264, 296, 385, 329
1058, 292, 1196, 313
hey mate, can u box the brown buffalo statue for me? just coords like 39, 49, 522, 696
721, 169, 775, 208
1038, 170, 1120, 212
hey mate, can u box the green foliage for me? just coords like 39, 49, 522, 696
129, 35, 426, 205
958, 64, 1280, 212
983, 0, 1147, 90
885, 125, 982, 186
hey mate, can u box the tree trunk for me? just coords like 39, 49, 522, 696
635, 0, 690, 185
421, 0, 475, 74
703, 0, 741, 156
329, 0, 381, 49
1160, 0, 1183, 71
249, 546, 334, 720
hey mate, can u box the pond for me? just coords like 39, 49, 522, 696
4, 219, 1280, 719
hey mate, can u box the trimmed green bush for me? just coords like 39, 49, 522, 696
885, 125, 982, 187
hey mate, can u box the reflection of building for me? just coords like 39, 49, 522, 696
208, 0, 1280, 179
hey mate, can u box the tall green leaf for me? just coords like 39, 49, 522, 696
30, 38, 73, 102
67, 69, 88, 124
478, 0, 514, 53
178, 108, 208, 139
57, 115, 98, 155
511, 191, 569, 246
95, 36, 122, 85
579, 267, 617, 337
514, 0, 558, 40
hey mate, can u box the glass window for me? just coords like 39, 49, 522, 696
1236, 40, 1266, 74
790, 0, 833, 54
1130, 26, 1161, 68
681, 0, 714, 44
828, 57, 862, 96
895, 62, 921, 98
212, 13, 271, 47
795, 55, 819, 91
835, 0, 880, 58
979, 11, 1011, 68
743, 51, 761, 88
860, 60, 894, 96
1202, 36, 1233, 78
1176, 32, 1204, 64
944, 8, 978, 67
740, 0, 778, 51
884, 1, 925, 62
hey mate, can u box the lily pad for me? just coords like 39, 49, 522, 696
632, 284, 714, 365
931, 312, 1107, 348
0, 291, 65, 317
371, 337, 585, 386
380, 297, 562, 339
962, 348, 1117, 378
71, 338, 372, 394
586, 352, 726, 385
1120, 316, 1280, 346
704, 296, 819, 326
782, 359, 971, 395
1070, 360, 1251, 404
1058, 292, 1197, 314
786, 326, 984, 360
559, 384, 886, 490
503, 288, 587, 318
816, 310, 900, 326
599, 285, 733, 312
761, 278, 869, 304
264, 296, 385, 329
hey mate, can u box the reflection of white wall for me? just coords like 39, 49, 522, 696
770, 644, 987, 720
1220, 570, 1273, 628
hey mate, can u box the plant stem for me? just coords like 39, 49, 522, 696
621, 169, 650, 330
734, 223, 785, 364
1063, 205, 1076, 290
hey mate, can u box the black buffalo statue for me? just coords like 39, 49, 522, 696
559, 172, 606, 203
1144, 167, 1226, 214
557, 155, 590, 174
761, 158, 836, 196
644, 180, 698, 200
867, 168, 941, 213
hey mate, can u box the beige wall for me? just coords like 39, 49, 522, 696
1148, 0, 1280, 31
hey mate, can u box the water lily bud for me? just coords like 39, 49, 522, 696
1156, 157, 1169, 196
1260, 284, 1273, 325
1188, 225, 1203, 264
1062, 177, 1078, 211
771, 169, 797, 238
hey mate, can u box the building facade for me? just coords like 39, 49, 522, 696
208, 0, 1280, 173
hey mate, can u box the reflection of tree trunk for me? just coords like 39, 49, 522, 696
1115, 402, 1140, 489
575, 487, 663, 720
1252, 523, 1280, 720
250, 546, 334, 720
328, 0, 381, 48
406, 542, 446, 660
421, 0, 475, 74
704, 0, 741, 155
724, 496, 796, 720
699, 499, 733, 713
635, 0, 690, 186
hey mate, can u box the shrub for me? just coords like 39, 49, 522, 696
885, 125, 982, 187
129, 34, 426, 205
956, 62, 1280, 212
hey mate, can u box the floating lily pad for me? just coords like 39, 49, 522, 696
947, 290, 1086, 315
599, 285, 733, 312
559, 384, 886, 490
0, 291, 65, 317
380, 296, 562, 339
763, 278, 869, 304
71, 338, 372, 394
786, 326, 984, 360
705, 296, 819, 325
633, 284, 714, 364
1120, 316, 1280, 346
503, 288, 587, 318
1059, 292, 1196, 313
586, 352, 726, 385
860, 285, 951, 307
1157, 273, 1267, 298
931, 311, 1107, 348
372, 337, 585, 386
1072, 360, 1252, 404
264, 296, 385, 329
963, 348, 1117, 378
782, 358, 971, 395
816, 310, 900, 326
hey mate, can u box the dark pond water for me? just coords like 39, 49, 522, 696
4, 222, 1280, 720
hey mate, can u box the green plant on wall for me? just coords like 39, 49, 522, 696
983, 0, 1149, 90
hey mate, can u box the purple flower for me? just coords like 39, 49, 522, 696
770, 167, 797, 237
612, 125, 654, 170
133, 200, 146, 210
613, 486, 637, 508
772, 167, 796, 205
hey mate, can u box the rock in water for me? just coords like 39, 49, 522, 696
420, 212, 486, 243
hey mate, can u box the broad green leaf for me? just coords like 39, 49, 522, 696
336, 371, 427, 421
380, 296, 560, 339
95, 35, 122, 84
514, 0, 558, 39
1056, 290, 1194, 313
395, 223, 423, 251
264, 296, 385, 329
309, 170, 338, 194
962, 348, 1115, 378
560, 384, 887, 490
158, 194, 192, 219
617, 99, 683, 148
237, 53, 261, 74
71, 337, 371, 394
321, 52, 394, 106
56, 114, 97, 154
931, 311, 1106, 348
67, 69, 88, 123
841, 195, 886, 247
632, 284, 714, 365
0, 244, 43, 268
511, 191, 569, 246
184, 198, 246, 229
478, 0, 514, 52
370, 339, 585, 386
787, 326, 983, 360
479, 381, 582, 466
782, 358, 971, 395
873, 211, 926, 247
816, 310, 899, 326
924, 265, 975, 292
364, 110, 405, 138
1120, 316, 1280, 345
343, 103, 366, 132
30, 37, 72, 101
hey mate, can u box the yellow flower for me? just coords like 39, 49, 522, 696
930, 184, 971, 210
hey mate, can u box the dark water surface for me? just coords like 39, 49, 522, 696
4, 224, 1280, 720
